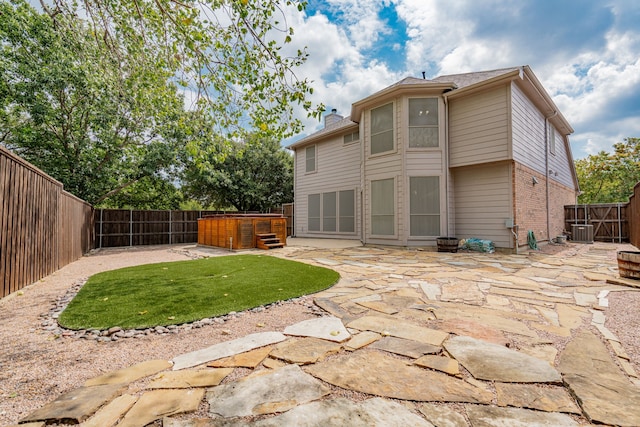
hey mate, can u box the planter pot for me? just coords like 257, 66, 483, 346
617, 251, 640, 280
437, 237, 459, 253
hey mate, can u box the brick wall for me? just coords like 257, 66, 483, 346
513, 162, 577, 245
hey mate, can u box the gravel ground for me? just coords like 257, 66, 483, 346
605, 290, 640, 374
0, 245, 318, 425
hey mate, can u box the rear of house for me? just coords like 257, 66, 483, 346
288, 66, 579, 251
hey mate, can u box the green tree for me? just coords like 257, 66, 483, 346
0, 0, 188, 205
96, 176, 184, 210
182, 135, 293, 211
43, 0, 323, 139
576, 137, 640, 203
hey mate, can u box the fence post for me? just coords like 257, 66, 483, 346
129, 209, 133, 247
618, 203, 622, 243
169, 210, 172, 245
99, 209, 103, 249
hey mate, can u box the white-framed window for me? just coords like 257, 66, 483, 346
305, 145, 316, 173
308, 194, 320, 231
409, 176, 440, 236
549, 125, 556, 155
371, 178, 395, 236
308, 189, 356, 233
371, 103, 394, 155
409, 98, 439, 148
343, 131, 360, 145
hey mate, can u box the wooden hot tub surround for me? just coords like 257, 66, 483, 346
197, 214, 286, 250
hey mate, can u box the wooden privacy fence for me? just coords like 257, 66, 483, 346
1, 146, 93, 298
94, 209, 222, 248
564, 203, 629, 243
629, 183, 640, 248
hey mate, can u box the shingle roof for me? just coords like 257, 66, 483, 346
430, 67, 521, 90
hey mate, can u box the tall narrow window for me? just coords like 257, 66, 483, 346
409, 98, 439, 148
371, 178, 394, 235
339, 190, 355, 232
322, 192, 337, 232
370, 103, 394, 154
549, 126, 556, 155
410, 177, 440, 236
305, 145, 316, 172
308, 194, 320, 231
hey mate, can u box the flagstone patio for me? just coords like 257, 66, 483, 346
15, 240, 640, 427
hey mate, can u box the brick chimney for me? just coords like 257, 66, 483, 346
324, 108, 343, 128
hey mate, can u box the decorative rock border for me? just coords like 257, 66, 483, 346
40, 278, 324, 342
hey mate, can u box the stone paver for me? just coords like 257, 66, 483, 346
494, 383, 580, 413
305, 351, 493, 403
21, 384, 125, 424
81, 394, 138, 427
559, 330, 640, 426
207, 346, 273, 368
269, 336, 342, 364
84, 359, 172, 386
418, 403, 468, 427
444, 335, 561, 383
414, 354, 461, 376
207, 364, 330, 417
283, 316, 351, 342
18, 241, 640, 427
172, 331, 286, 370
369, 336, 440, 358
118, 389, 204, 427
466, 405, 579, 426
147, 368, 233, 389
347, 315, 449, 346
250, 397, 435, 427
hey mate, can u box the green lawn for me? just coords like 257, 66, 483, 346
58, 254, 340, 330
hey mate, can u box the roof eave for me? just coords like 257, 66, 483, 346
286, 121, 359, 149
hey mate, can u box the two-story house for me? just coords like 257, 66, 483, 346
287, 66, 579, 251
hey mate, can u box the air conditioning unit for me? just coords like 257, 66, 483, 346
571, 224, 594, 243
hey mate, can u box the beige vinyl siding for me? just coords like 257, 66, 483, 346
512, 83, 575, 189
449, 86, 510, 167
548, 131, 576, 189
511, 82, 546, 171
452, 162, 512, 248
293, 132, 361, 238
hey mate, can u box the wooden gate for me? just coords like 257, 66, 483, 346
564, 204, 629, 242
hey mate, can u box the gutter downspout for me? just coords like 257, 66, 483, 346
545, 111, 558, 243
360, 117, 366, 245
443, 95, 451, 238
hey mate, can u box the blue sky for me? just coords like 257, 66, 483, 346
284, 0, 640, 159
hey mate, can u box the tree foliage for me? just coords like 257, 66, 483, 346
0, 0, 189, 205
43, 0, 323, 138
182, 135, 293, 211
1, 0, 320, 207
575, 137, 640, 203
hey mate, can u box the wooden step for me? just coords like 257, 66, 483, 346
257, 241, 284, 250
256, 232, 284, 250
256, 233, 277, 239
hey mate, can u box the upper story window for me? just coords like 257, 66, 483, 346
409, 98, 439, 148
343, 131, 360, 145
305, 145, 316, 173
371, 103, 394, 155
549, 125, 556, 155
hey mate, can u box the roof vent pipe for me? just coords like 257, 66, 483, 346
422, 71, 426, 79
